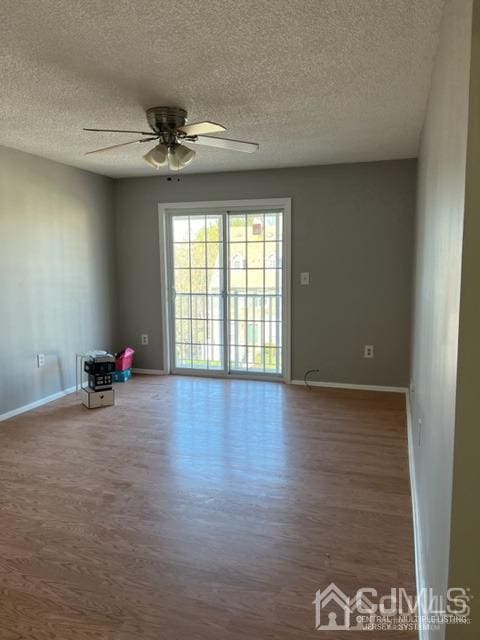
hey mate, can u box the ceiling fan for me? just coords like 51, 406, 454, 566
84, 106, 259, 171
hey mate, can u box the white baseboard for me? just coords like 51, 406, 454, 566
132, 368, 167, 375
0, 385, 77, 423
406, 391, 429, 640
290, 379, 408, 393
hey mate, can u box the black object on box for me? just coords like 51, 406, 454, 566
84, 359, 116, 375
84, 353, 116, 391
88, 373, 113, 391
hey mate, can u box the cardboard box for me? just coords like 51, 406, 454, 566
81, 388, 115, 409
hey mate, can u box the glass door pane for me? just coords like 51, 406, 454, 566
171, 214, 224, 371
228, 212, 283, 375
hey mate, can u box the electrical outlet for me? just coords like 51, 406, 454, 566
37, 353, 45, 368
364, 345, 374, 359
141, 334, 149, 346
300, 272, 310, 285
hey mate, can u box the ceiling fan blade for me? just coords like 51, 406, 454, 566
191, 135, 259, 153
85, 137, 157, 155
178, 121, 226, 136
84, 128, 154, 135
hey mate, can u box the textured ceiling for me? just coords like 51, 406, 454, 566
0, 0, 444, 177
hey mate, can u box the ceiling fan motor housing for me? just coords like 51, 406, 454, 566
146, 107, 187, 133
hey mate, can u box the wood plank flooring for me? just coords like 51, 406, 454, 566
0, 376, 415, 639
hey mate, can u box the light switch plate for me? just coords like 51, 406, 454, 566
300, 272, 310, 285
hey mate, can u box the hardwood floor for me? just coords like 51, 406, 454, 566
0, 376, 415, 639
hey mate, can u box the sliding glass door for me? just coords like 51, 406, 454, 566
170, 213, 225, 371
227, 212, 282, 375
168, 209, 285, 378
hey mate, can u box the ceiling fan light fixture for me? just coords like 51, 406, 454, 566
143, 143, 168, 168
168, 144, 196, 171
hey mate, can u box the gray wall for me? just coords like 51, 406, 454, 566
114, 160, 416, 385
410, 0, 473, 638
0, 145, 116, 416
448, 1, 480, 636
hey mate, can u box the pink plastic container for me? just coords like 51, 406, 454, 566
116, 347, 135, 371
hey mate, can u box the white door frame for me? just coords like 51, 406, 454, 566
158, 198, 292, 383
